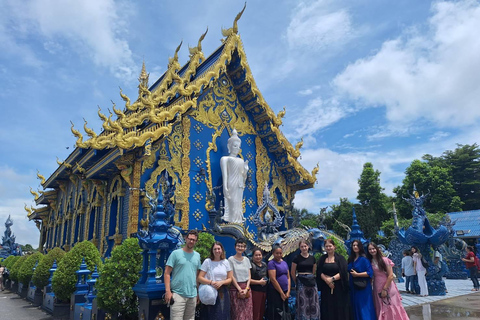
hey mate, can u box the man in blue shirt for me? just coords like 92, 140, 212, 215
165, 229, 202, 320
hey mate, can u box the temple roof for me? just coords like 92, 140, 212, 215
41, 7, 317, 192
448, 210, 480, 238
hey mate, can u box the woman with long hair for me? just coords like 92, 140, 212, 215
366, 242, 409, 320
347, 240, 375, 320
291, 240, 320, 320
228, 238, 253, 320
198, 241, 233, 319
250, 248, 268, 320
316, 238, 351, 320
462, 246, 479, 291
411, 246, 428, 296
266, 245, 291, 320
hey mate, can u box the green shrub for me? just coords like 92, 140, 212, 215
194, 232, 216, 262
2, 255, 18, 269
33, 248, 65, 289
10, 255, 28, 282
96, 238, 142, 319
52, 241, 102, 302
18, 252, 44, 284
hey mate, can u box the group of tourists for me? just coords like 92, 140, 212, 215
164, 230, 412, 320
320, 239, 409, 320
401, 247, 428, 296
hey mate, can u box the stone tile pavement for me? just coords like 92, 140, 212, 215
397, 278, 479, 308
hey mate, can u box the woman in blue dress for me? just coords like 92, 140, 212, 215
347, 240, 376, 320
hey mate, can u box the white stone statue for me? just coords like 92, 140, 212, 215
220, 129, 248, 223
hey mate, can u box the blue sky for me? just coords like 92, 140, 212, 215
1, 0, 480, 246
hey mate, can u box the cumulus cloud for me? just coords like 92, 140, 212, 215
333, 0, 480, 129
1, 0, 136, 79
286, 0, 356, 51
292, 97, 353, 137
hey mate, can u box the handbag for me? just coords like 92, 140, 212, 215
352, 277, 368, 290
297, 274, 316, 287
198, 261, 218, 305
278, 300, 292, 320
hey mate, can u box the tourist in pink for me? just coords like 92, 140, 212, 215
366, 242, 409, 320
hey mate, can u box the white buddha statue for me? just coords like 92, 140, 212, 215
220, 129, 248, 224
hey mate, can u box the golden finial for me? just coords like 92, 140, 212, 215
30, 187, 39, 200
168, 41, 183, 68
75, 162, 86, 174
36, 170, 46, 185
111, 101, 125, 119
295, 137, 304, 152
138, 60, 149, 87
189, 28, 209, 56
97, 106, 108, 122
70, 121, 85, 147
56, 156, 63, 166
83, 118, 97, 138
24, 203, 32, 216
311, 162, 319, 177
277, 106, 286, 120
222, 2, 246, 37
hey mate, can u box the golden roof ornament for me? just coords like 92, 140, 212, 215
83, 118, 97, 138
138, 60, 149, 88
222, 2, 246, 37
30, 187, 39, 200
37, 170, 46, 185
189, 27, 208, 58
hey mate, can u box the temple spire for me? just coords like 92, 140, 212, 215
138, 60, 149, 88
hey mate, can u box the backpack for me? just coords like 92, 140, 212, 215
475, 255, 480, 271
2, 268, 9, 278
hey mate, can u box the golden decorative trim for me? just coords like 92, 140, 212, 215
127, 159, 142, 236
179, 116, 191, 230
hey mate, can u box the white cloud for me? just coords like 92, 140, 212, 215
333, 0, 480, 129
429, 131, 450, 141
292, 97, 352, 136
1, 0, 136, 79
286, 0, 355, 51
0, 166, 40, 246
298, 85, 322, 96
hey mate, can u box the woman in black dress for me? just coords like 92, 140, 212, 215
316, 238, 351, 320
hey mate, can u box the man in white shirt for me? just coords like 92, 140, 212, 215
402, 249, 415, 293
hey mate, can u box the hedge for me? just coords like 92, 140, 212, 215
10, 255, 28, 282
18, 252, 44, 284
32, 247, 65, 289
96, 238, 142, 319
52, 241, 102, 302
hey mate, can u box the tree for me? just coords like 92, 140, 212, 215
194, 232, 216, 262
394, 159, 463, 217
329, 198, 356, 239
356, 163, 389, 240
96, 238, 142, 320
441, 144, 480, 210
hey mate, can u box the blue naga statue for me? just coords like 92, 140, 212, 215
397, 186, 449, 247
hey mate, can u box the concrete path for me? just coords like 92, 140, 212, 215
0, 290, 55, 320
397, 278, 479, 308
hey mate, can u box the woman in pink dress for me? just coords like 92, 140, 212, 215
366, 242, 409, 320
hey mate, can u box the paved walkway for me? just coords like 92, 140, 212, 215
0, 278, 478, 319
397, 278, 478, 308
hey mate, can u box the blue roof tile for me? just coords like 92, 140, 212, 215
448, 210, 480, 237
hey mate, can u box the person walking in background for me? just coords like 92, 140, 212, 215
367, 242, 409, 320
347, 240, 375, 320
250, 248, 268, 320
316, 238, 351, 320
228, 238, 253, 320
461, 246, 479, 291
291, 240, 320, 320
198, 241, 233, 319
0, 264, 4, 291
164, 230, 202, 320
401, 250, 415, 294
411, 246, 428, 297
266, 245, 291, 320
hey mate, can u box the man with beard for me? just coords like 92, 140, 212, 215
165, 230, 202, 320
